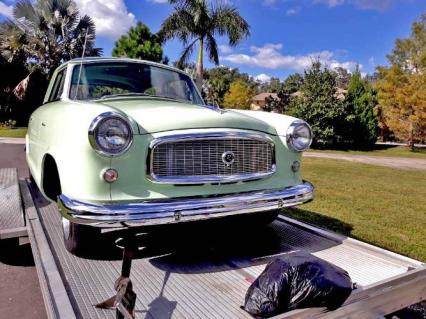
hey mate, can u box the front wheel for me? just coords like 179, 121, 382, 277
62, 218, 101, 256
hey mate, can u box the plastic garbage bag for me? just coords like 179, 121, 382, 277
243, 251, 353, 318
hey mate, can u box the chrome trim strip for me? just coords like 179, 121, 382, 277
148, 131, 276, 184
149, 169, 277, 184
57, 181, 314, 227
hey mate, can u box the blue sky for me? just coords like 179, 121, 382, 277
1, 0, 426, 81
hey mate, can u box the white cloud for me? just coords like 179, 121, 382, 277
222, 43, 361, 72
314, 0, 345, 7
368, 56, 375, 67
148, 0, 169, 3
352, 0, 395, 10
314, 0, 395, 10
74, 0, 136, 39
254, 73, 272, 83
263, 0, 277, 5
0, 1, 13, 18
218, 45, 233, 54
286, 7, 301, 16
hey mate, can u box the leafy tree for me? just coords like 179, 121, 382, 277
263, 93, 286, 113
259, 77, 281, 93
0, 0, 102, 78
0, 55, 29, 123
387, 14, 426, 73
290, 61, 347, 147
223, 79, 254, 109
203, 66, 254, 106
335, 67, 351, 89
376, 13, 426, 148
344, 70, 379, 146
112, 22, 166, 63
377, 66, 426, 147
158, 0, 250, 90
263, 73, 303, 113
282, 73, 303, 94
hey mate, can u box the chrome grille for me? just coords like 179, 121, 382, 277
150, 133, 275, 183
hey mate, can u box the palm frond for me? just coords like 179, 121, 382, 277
14, 0, 38, 23
158, 9, 195, 44
211, 4, 250, 46
205, 33, 219, 65
177, 38, 198, 69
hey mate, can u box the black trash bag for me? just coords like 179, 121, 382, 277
243, 251, 353, 318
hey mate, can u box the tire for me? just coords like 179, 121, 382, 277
62, 218, 101, 256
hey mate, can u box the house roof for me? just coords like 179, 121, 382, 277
252, 92, 278, 101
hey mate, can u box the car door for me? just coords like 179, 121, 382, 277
27, 68, 66, 179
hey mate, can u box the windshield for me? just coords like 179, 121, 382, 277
69, 62, 204, 105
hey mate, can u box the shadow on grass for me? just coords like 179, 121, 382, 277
281, 208, 354, 237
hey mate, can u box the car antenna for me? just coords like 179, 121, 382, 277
74, 28, 89, 100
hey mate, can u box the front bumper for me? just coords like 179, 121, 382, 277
58, 181, 314, 227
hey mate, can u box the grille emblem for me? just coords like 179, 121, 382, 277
222, 151, 235, 166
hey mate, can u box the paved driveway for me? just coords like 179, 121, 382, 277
0, 142, 47, 319
0, 143, 28, 178
304, 152, 426, 170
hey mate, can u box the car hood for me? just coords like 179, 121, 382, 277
96, 98, 277, 135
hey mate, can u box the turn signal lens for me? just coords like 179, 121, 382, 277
103, 168, 118, 183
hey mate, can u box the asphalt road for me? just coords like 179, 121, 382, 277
0, 143, 47, 319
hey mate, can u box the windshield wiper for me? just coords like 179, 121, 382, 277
98, 92, 151, 100
97, 92, 190, 104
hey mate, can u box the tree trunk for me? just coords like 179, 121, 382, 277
408, 122, 415, 151
196, 37, 204, 91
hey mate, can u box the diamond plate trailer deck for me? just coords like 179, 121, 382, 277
0, 168, 26, 240
1, 170, 425, 319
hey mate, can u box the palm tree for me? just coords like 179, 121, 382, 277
158, 0, 250, 90
0, 0, 102, 78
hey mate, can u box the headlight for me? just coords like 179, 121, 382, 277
286, 120, 313, 152
88, 112, 133, 156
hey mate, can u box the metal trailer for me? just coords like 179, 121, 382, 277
1, 167, 425, 319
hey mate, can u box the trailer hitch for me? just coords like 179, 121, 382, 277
96, 236, 138, 319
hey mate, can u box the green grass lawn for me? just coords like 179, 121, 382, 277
0, 127, 27, 138
307, 145, 426, 159
282, 157, 426, 261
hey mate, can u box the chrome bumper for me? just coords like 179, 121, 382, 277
58, 181, 314, 227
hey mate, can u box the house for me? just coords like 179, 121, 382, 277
250, 93, 278, 110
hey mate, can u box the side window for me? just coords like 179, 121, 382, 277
49, 70, 66, 102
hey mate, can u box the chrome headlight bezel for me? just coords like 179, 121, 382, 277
88, 112, 134, 157
286, 120, 313, 152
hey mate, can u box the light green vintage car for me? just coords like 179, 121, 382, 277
26, 57, 314, 254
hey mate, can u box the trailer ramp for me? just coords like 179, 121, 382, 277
0, 168, 26, 240
22, 179, 426, 319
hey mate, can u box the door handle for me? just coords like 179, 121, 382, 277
41, 122, 46, 127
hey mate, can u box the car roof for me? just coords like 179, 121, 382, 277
61, 57, 188, 75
